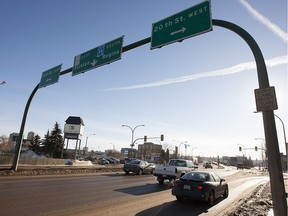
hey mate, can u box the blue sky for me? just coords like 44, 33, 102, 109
0, 0, 287, 159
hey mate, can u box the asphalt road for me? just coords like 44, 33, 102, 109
0, 168, 269, 216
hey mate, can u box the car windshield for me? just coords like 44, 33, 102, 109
169, 160, 187, 167
181, 172, 209, 182
128, 160, 141, 165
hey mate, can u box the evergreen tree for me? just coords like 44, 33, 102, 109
49, 122, 64, 158
42, 130, 51, 157
29, 134, 42, 154
42, 122, 64, 158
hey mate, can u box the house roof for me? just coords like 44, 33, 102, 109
65, 116, 84, 125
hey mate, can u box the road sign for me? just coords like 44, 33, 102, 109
151, 0, 212, 49
72, 36, 124, 76
254, 86, 278, 112
39, 64, 62, 88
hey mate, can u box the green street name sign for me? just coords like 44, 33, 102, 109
151, 0, 212, 49
72, 36, 124, 76
39, 64, 62, 88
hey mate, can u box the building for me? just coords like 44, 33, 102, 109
137, 142, 162, 162
121, 147, 137, 159
8, 132, 36, 152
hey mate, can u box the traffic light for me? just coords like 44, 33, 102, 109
144, 135, 147, 142
160, 134, 164, 141
239, 147, 242, 151
255, 146, 258, 151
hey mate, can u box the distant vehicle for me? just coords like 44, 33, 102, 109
109, 157, 120, 164
123, 160, 155, 175
204, 162, 213, 169
98, 158, 110, 165
172, 171, 229, 205
237, 163, 244, 169
106, 157, 120, 164
153, 159, 197, 184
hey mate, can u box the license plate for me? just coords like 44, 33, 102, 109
183, 185, 191, 190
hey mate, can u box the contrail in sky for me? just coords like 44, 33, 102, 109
239, 0, 288, 42
101, 55, 287, 91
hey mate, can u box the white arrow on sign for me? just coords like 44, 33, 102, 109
171, 27, 186, 36
91, 59, 98, 67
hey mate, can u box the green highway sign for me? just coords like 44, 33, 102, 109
39, 64, 62, 88
151, 0, 212, 49
72, 36, 124, 76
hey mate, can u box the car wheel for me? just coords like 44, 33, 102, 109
125, 171, 129, 175
157, 178, 164, 185
208, 191, 215, 205
176, 196, 183, 202
138, 169, 143, 175
223, 186, 229, 198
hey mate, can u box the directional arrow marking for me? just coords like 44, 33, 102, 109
91, 59, 98, 67
170, 27, 186, 36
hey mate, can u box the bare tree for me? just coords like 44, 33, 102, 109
0, 135, 9, 153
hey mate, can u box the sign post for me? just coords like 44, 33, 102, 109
151, 0, 212, 49
72, 36, 124, 76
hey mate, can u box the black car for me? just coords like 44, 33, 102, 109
123, 159, 155, 175
172, 171, 228, 205
204, 162, 213, 169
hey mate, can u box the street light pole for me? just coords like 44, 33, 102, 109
122, 124, 145, 148
84, 134, 95, 155
255, 111, 287, 158
191, 147, 197, 157
177, 141, 188, 159
273, 114, 287, 159
0, 81, 7, 85
255, 138, 267, 169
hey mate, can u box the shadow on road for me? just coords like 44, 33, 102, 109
115, 182, 172, 196
135, 197, 227, 216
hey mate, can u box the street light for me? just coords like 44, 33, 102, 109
254, 111, 287, 158
255, 138, 267, 169
85, 133, 95, 148
273, 114, 287, 158
191, 147, 197, 157
0, 81, 7, 85
122, 124, 145, 148
174, 140, 188, 158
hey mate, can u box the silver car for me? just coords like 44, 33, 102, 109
123, 160, 155, 175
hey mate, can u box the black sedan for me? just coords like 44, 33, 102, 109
172, 171, 228, 205
123, 159, 155, 175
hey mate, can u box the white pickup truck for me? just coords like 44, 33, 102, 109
153, 159, 197, 184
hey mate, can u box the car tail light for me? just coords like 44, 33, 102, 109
197, 185, 203, 190
173, 181, 180, 187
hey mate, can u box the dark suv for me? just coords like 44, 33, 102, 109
237, 163, 244, 169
